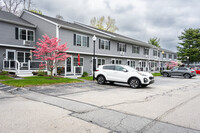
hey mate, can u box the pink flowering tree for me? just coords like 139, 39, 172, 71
165, 61, 179, 70
33, 35, 70, 77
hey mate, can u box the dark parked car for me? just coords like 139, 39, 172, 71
161, 67, 196, 78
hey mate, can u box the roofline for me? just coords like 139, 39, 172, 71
21, 10, 58, 26
0, 18, 36, 28
0, 43, 35, 49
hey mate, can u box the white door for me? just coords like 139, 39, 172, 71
66, 57, 73, 74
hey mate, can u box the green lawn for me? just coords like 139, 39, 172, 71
0, 75, 13, 80
79, 76, 94, 81
152, 73, 162, 76
1, 76, 83, 87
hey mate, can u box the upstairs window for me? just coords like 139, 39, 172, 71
144, 48, 149, 55
117, 43, 126, 52
169, 54, 172, 59
153, 50, 157, 56
74, 34, 89, 47
163, 54, 166, 58
17, 28, 35, 41
132, 46, 140, 54
174, 55, 177, 59
99, 39, 110, 50
158, 52, 160, 57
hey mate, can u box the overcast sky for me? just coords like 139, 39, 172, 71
32, 0, 200, 52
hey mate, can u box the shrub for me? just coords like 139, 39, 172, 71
0, 71, 9, 75
37, 70, 47, 76
82, 72, 88, 77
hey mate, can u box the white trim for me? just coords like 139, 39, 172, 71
6, 49, 16, 60
66, 50, 160, 61
22, 10, 58, 26
0, 43, 35, 49
18, 28, 35, 42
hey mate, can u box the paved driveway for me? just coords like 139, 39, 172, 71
0, 76, 200, 133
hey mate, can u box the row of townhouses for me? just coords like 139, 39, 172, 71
0, 10, 177, 76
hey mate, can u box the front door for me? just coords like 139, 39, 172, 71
66, 57, 72, 74
91, 57, 97, 74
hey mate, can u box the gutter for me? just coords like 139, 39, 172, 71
0, 43, 35, 49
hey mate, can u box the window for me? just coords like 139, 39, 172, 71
142, 61, 146, 67
178, 67, 187, 70
17, 52, 30, 62
153, 50, 157, 56
127, 60, 135, 68
115, 66, 124, 71
144, 48, 149, 55
103, 65, 115, 70
158, 52, 160, 57
163, 54, 166, 58
118, 43, 126, 52
132, 46, 140, 54
174, 55, 177, 59
169, 54, 172, 59
98, 59, 105, 67
99, 39, 110, 50
111, 59, 122, 64
19, 28, 35, 41
73, 57, 83, 66
76, 34, 88, 47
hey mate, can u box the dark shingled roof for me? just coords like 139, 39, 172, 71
0, 10, 35, 27
25, 10, 148, 44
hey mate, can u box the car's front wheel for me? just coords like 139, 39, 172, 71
97, 75, 106, 85
129, 78, 140, 88
163, 72, 169, 77
184, 74, 191, 79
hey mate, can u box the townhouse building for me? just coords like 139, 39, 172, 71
0, 10, 177, 76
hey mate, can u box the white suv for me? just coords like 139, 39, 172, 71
95, 64, 154, 88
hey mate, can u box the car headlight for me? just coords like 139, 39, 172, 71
138, 72, 147, 76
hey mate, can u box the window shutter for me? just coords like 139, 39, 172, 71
73, 34, 76, 45
109, 41, 110, 50
99, 39, 101, 49
125, 44, 126, 52
87, 36, 89, 47
117, 43, 119, 51
15, 27, 18, 40
132, 46, 133, 53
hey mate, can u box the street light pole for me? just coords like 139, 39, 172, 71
92, 35, 96, 80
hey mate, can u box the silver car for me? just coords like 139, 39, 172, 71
161, 67, 196, 78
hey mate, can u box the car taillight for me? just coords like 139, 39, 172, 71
95, 70, 99, 71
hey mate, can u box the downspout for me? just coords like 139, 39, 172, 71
54, 25, 60, 76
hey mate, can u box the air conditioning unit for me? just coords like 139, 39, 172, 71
145, 55, 148, 58
120, 51, 124, 56
23, 40, 31, 45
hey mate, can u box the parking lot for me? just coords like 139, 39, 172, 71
0, 76, 200, 133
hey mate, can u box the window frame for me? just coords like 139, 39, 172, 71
17, 51, 30, 63
144, 48, 149, 55
119, 43, 126, 52
73, 57, 84, 66
132, 46, 140, 54
18, 28, 35, 42
100, 39, 109, 50
76, 34, 88, 47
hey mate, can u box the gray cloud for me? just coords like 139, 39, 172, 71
32, 0, 200, 52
